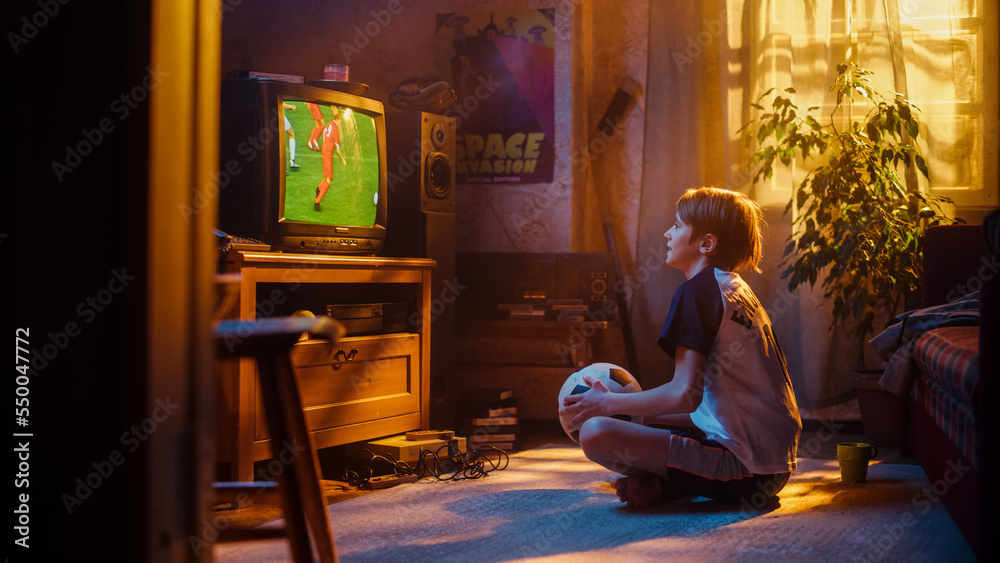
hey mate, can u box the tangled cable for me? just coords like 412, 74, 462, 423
418, 442, 509, 481
342, 441, 509, 489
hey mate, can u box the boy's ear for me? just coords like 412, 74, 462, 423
699, 233, 718, 255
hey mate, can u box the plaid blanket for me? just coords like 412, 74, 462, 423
914, 326, 980, 405
869, 291, 980, 397
913, 374, 979, 468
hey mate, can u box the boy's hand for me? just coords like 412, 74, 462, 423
559, 375, 612, 429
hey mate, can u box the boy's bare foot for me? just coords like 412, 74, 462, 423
614, 475, 664, 509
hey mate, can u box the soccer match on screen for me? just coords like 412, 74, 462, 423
280, 100, 379, 227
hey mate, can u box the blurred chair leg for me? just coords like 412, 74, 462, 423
213, 317, 343, 563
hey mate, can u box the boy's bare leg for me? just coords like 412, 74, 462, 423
578, 417, 674, 508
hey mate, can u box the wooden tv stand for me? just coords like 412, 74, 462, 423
217, 251, 434, 482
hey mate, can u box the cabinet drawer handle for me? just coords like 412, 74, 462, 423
331, 348, 361, 369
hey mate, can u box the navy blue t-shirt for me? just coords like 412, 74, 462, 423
658, 267, 724, 358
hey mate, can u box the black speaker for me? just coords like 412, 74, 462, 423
383, 111, 457, 429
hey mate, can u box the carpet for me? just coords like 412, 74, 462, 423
214, 445, 975, 562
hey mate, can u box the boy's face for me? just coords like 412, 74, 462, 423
664, 214, 706, 272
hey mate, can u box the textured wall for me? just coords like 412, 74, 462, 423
221, 0, 579, 252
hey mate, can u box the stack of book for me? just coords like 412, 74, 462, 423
547, 299, 589, 322
498, 304, 545, 321
459, 388, 519, 451
497, 299, 590, 322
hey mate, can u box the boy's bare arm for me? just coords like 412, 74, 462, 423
609, 346, 706, 416
561, 346, 707, 428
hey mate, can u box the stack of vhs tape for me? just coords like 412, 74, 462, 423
458, 388, 519, 451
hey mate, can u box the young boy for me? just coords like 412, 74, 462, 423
560, 187, 801, 508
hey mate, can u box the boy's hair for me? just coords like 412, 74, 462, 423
676, 187, 764, 273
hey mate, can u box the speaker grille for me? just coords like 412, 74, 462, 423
425, 153, 452, 200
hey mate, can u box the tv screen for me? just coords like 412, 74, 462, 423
280, 101, 379, 226
218, 79, 387, 254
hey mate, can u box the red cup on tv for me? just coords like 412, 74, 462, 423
324, 64, 349, 81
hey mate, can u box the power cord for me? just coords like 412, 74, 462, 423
417, 442, 509, 482
341, 449, 415, 489
342, 441, 510, 489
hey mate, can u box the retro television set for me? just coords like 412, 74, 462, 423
218, 79, 388, 254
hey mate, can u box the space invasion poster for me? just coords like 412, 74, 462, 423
435, 9, 555, 184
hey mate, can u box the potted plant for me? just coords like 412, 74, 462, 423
739, 63, 963, 445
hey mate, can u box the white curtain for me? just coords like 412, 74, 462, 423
744, 0, 995, 209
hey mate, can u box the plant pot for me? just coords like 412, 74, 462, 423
852, 369, 906, 448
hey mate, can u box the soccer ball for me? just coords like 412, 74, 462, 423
557, 362, 643, 444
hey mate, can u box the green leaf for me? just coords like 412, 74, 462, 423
865, 122, 880, 142
739, 63, 963, 341
896, 102, 912, 121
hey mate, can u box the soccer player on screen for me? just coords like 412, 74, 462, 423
305, 102, 326, 150
314, 108, 348, 212
282, 102, 299, 170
